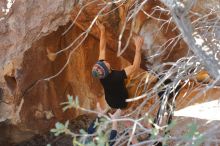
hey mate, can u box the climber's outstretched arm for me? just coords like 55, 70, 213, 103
124, 35, 144, 76
96, 21, 106, 60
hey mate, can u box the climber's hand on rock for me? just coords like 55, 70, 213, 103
133, 35, 144, 51
96, 20, 105, 32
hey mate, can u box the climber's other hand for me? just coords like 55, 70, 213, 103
133, 35, 144, 51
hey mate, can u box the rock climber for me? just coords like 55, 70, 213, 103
92, 21, 144, 109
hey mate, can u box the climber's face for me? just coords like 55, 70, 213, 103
96, 66, 104, 75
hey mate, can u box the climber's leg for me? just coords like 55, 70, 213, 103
97, 96, 109, 111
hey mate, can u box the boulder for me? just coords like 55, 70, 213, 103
0, 0, 219, 144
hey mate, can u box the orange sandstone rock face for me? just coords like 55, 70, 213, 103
0, 0, 219, 143
1, 21, 127, 136
18, 24, 124, 132
0, 0, 75, 124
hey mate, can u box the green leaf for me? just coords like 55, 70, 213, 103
150, 128, 159, 139
55, 122, 65, 129
86, 142, 96, 146
97, 134, 107, 146
65, 120, 69, 128
75, 96, 79, 107
67, 94, 73, 103
60, 102, 69, 105
99, 117, 106, 122
62, 105, 70, 112
94, 119, 100, 128
79, 129, 87, 134
72, 136, 84, 146
50, 128, 57, 133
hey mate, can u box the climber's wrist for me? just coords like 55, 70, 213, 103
135, 47, 141, 53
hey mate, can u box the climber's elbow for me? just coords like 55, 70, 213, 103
131, 64, 139, 73
124, 64, 140, 77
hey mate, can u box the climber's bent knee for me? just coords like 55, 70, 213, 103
107, 101, 128, 109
